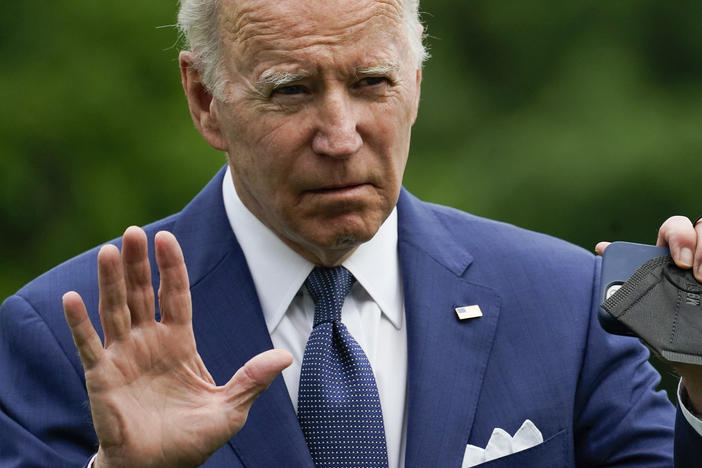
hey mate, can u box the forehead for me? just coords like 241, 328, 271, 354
219, 0, 408, 72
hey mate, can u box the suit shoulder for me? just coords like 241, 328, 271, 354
400, 195, 599, 292
421, 199, 593, 263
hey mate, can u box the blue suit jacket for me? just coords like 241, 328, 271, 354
1, 167, 700, 467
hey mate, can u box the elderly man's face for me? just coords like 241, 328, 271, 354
185, 0, 421, 265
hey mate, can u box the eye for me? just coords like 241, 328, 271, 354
271, 85, 308, 96
356, 76, 389, 87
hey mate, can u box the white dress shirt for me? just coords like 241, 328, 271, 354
222, 167, 408, 467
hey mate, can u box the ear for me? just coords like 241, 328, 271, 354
179, 51, 227, 151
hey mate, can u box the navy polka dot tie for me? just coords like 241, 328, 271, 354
297, 266, 389, 467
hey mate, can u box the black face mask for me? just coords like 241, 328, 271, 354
601, 256, 702, 365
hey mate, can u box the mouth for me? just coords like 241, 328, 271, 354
307, 183, 369, 194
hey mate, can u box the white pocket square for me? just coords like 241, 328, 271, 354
461, 419, 543, 467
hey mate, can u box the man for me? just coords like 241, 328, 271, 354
1, 0, 702, 466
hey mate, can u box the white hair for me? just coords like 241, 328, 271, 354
177, 0, 428, 100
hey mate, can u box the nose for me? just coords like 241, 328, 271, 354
311, 90, 362, 158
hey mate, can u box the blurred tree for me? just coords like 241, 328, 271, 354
0, 1, 224, 295
408, 0, 701, 252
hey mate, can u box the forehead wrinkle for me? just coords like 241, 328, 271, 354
219, 0, 406, 66
219, 6, 279, 59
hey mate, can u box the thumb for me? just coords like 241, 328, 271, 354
225, 349, 293, 410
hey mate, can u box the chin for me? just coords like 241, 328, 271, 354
285, 208, 388, 259
302, 223, 375, 251
330, 234, 363, 250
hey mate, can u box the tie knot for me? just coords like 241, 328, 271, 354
305, 266, 355, 327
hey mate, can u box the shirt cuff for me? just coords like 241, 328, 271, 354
678, 379, 702, 437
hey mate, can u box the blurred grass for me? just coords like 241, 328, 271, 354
2, 0, 701, 399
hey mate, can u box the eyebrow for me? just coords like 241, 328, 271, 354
355, 64, 399, 77
255, 71, 307, 96
254, 63, 400, 95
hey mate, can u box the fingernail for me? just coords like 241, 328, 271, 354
680, 248, 694, 268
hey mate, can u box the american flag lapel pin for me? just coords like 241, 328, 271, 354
455, 305, 483, 320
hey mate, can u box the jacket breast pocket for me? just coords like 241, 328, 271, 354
475, 429, 569, 468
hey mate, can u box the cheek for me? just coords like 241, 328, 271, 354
258, 119, 312, 159
365, 102, 411, 172
228, 113, 302, 174
233, 123, 314, 212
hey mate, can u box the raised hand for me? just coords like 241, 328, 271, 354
595, 215, 702, 282
62, 226, 292, 468
596, 215, 702, 411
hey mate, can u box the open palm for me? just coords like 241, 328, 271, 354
62, 227, 291, 468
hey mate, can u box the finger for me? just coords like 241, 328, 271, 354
656, 215, 696, 269
595, 241, 611, 256
155, 231, 192, 325
694, 222, 702, 282
121, 226, 155, 326
97, 244, 131, 345
224, 349, 293, 410
63, 291, 104, 369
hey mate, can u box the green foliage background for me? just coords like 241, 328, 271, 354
2, 1, 701, 396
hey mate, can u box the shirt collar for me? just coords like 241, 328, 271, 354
222, 166, 403, 333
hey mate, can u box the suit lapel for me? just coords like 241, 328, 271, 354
397, 190, 502, 467
172, 168, 314, 468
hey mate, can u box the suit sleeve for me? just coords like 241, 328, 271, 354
573, 255, 702, 467
0, 294, 97, 467
571, 256, 674, 465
